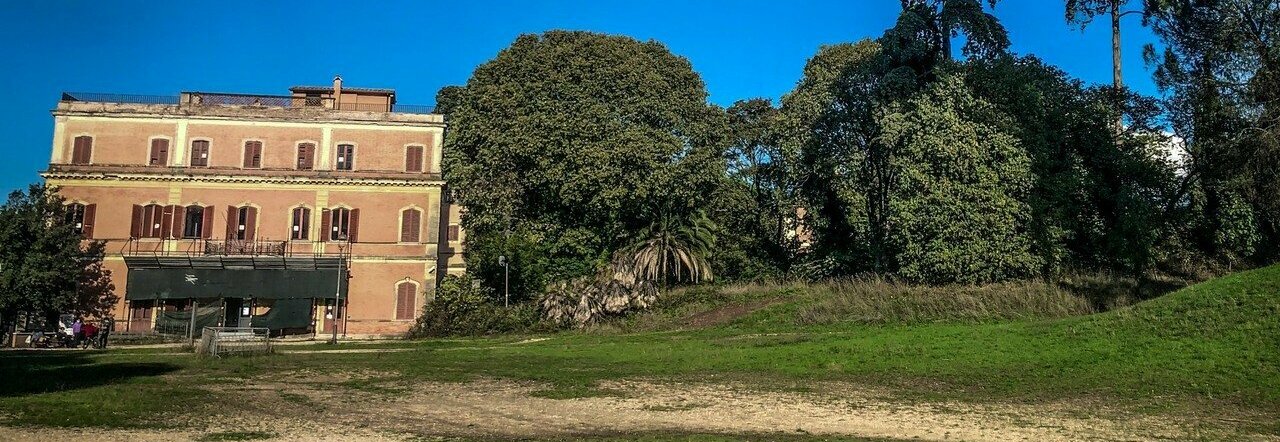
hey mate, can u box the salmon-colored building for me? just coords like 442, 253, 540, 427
42, 77, 466, 337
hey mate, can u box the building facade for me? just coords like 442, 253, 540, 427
42, 77, 466, 337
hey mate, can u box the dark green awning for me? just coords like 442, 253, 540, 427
126, 268, 348, 300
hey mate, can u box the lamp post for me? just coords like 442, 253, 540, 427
498, 255, 509, 308
330, 234, 347, 344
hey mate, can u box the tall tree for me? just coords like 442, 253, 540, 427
441, 31, 725, 298
1066, 0, 1139, 90
0, 184, 116, 332
896, 0, 1009, 61
878, 75, 1040, 283
1146, 0, 1280, 264
714, 99, 790, 279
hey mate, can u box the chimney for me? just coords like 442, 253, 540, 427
333, 75, 343, 109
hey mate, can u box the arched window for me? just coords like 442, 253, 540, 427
131, 204, 165, 239
71, 136, 93, 165
290, 207, 311, 240
226, 206, 258, 240
65, 203, 95, 237
321, 207, 358, 241
182, 205, 206, 238
395, 281, 417, 320
400, 208, 421, 243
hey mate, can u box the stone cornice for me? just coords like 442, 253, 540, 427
42, 167, 445, 188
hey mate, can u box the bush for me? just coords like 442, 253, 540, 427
407, 275, 540, 338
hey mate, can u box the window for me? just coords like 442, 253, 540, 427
131, 204, 165, 239
296, 142, 315, 170
190, 140, 210, 167
395, 281, 417, 320
71, 136, 93, 164
400, 208, 421, 243
182, 205, 205, 238
65, 203, 95, 237
290, 207, 310, 240
227, 206, 257, 240
327, 208, 351, 241
447, 224, 460, 241
149, 139, 170, 166
335, 144, 355, 170
243, 141, 262, 168
405, 145, 424, 172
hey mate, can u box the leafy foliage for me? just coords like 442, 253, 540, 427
0, 184, 116, 328
441, 30, 724, 300
408, 274, 539, 338
878, 75, 1038, 283
621, 210, 716, 284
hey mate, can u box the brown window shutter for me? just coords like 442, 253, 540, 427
160, 205, 175, 238
298, 143, 315, 170
225, 206, 238, 239
130, 205, 143, 238
244, 141, 262, 168
245, 207, 258, 241
150, 205, 164, 238
400, 209, 411, 242
82, 204, 97, 238
320, 209, 331, 242
410, 209, 422, 242
170, 206, 186, 239
348, 209, 360, 242
448, 224, 460, 241
72, 136, 93, 164
396, 283, 415, 320
404, 146, 421, 172
150, 139, 169, 166
202, 206, 215, 239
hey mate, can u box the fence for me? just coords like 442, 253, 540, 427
198, 327, 272, 357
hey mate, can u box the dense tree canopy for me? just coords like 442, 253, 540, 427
442, 31, 725, 298
432, 1, 1277, 303
0, 185, 116, 330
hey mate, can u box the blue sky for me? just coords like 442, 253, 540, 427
0, 0, 1156, 194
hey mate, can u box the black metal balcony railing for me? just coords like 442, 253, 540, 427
203, 239, 287, 256
122, 237, 350, 259
61, 91, 435, 114
61, 92, 179, 105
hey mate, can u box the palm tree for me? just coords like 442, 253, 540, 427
621, 210, 716, 287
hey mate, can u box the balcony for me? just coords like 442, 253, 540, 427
121, 237, 349, 270
59, 92, 436, 114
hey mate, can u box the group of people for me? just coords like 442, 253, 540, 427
22, 317, 112, 349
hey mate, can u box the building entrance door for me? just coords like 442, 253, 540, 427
224, 298, 242, 327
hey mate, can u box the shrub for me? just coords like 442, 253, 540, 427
408, 275, 540, 338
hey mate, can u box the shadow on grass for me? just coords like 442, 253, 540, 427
0, 350, 179, 398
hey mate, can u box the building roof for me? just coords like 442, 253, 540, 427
289, 85, 396, 95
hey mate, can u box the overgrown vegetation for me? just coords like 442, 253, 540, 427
408, 275, 541, 338
434, 1, 1278, 311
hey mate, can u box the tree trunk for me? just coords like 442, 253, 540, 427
1111, 1, 1124, 130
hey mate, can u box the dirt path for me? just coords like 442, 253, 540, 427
4, 377, 1258, 442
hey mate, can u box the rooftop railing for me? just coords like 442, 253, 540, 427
61, 91, 435, 114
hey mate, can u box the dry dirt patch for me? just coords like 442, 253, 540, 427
2, 378, 1268, 441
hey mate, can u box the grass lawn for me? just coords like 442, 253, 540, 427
1, 265, 1277, 438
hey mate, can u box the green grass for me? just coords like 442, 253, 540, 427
1, 265, 1277, 435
